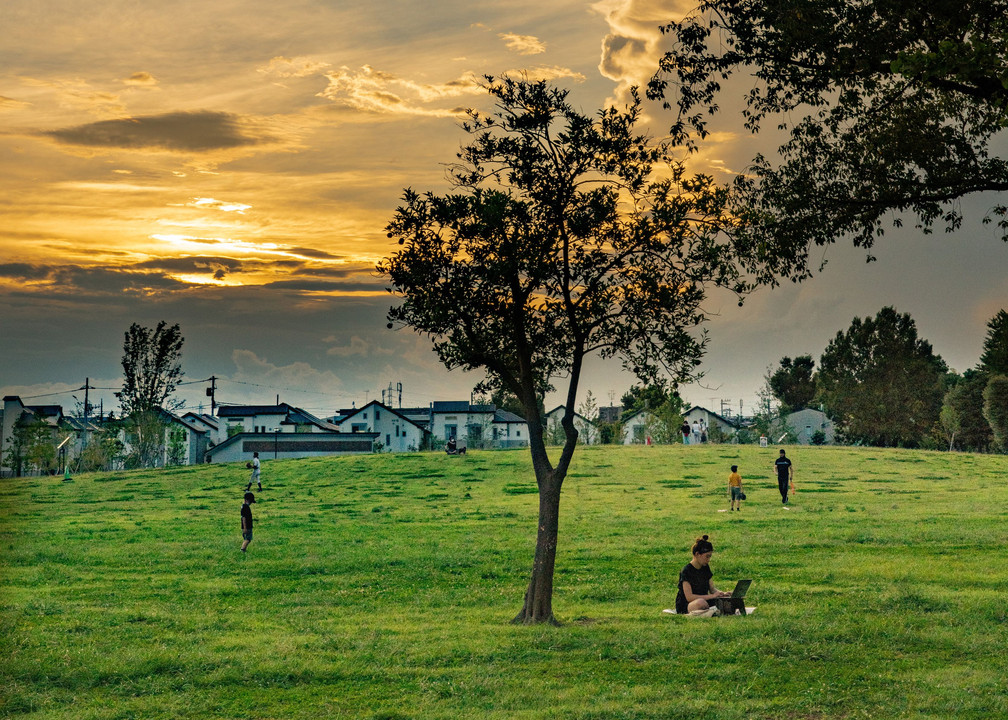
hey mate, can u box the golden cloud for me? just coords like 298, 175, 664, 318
258, 56, 332, 79
498, 32, 546, 55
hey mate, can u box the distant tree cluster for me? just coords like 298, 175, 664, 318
764, 308, 1008, 450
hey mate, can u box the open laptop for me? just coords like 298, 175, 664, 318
715, 579, 752, 615
728, 578, 751, 599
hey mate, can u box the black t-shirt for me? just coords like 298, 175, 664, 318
241, 503, 253, 530
775, 457, 792, 482
675, 562, 713, 614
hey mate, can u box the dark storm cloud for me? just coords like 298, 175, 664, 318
0, 263, 52, 280
0, 263, 187, 297
134, 256, 246, 273
264, 277, 385, 293
45, 111, 263, 152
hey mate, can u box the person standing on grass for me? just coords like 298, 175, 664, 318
774, 449, 795, 504
728, 465, 744, 511
246, 451, 261, 492
681, 420, 691, 445
675, 534, 730, 615
241, 491, 256, 553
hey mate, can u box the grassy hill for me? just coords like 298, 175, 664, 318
2, 444, 1007, 719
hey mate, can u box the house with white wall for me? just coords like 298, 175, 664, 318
621, 409, 650, 444
544, 406, 600, 444
773, 408, 835, 445
427, 401, 529, 449
215, 403, 339, 437
332, 400, 426, 453
683, 406, 739, 440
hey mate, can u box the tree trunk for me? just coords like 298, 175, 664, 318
512, 472, 562, 625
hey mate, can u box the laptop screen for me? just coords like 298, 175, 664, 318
731, 579, 752, 598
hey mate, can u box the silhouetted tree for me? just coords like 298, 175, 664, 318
983, 375, 1008, 452
379, 78, 784, 624
768, 355, 816, 412
118, 321, 184, 468
979, 310, 1008, 375
650, 1, 1008, 275
941, 370, 994, 452
818, 308, 946, 447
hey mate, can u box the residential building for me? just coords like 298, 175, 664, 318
205, 429, 378, 463
544, 406, 600, 444
773, 408, 835, 445
683, 406, 740, 440
331, 400, 426, 453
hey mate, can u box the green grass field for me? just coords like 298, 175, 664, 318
2, 444, 1007, 719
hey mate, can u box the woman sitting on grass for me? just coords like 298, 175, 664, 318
675, 534, 730, 615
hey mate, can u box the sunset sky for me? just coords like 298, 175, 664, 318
2, 0, 1006, 421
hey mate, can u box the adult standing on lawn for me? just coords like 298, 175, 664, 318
774, 449, 794, 504
246, 452, 261, 492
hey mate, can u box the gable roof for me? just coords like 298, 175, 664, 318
544, 405, 592, 423
215, 403, 338, 432
217, 403, 297, 417
684, 405, 740, 428
336, 400, 428, 432
431, 400, 470, 413
493, 409, 527, 424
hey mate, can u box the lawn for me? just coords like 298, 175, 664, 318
2, 444, 1007, 719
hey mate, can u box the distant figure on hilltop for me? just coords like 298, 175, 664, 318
681, 420, 690, 445
246, 452, 261, 492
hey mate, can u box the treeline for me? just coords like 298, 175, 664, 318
767, 308, 1008, 451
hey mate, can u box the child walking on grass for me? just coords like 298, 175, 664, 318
241, 492, 255, 553
728, 465, 743, 511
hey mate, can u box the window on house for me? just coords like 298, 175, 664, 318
375, 410, 381, 420
516, 429, 521, 437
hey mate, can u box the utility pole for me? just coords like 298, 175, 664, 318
205, 376, 217, 416
397, 382, 402, 408
80, 378, 95, 421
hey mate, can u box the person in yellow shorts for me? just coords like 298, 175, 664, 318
728, 464, 744, 511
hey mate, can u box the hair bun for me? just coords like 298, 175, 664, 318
702, 534, 709, 541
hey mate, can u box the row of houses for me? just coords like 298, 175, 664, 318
553, 404, 835, 446
2, 392, 834, 476
0, 395, 530, 475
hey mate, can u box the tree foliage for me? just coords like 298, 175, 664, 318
620, 384, 670, 420
768, 355, 816, 412
118, 321, 184, 468
983, 375, 1008, 451
649, 0, 1008, 274
979, 309, 1008, 375
941, 370, 994, 451
378, 78, 782, 623
817, 307, 947, 447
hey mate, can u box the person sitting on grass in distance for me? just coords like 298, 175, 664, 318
675, 534, 730, 615
728, 465, 744, 511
